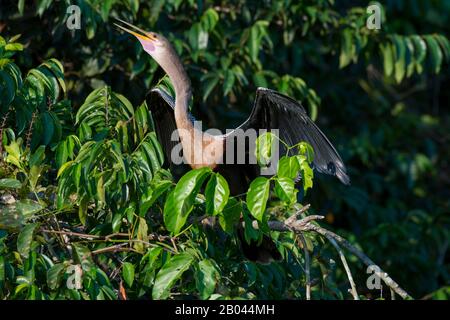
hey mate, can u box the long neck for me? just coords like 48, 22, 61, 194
160, 52, 193, 131
157, 47, 223, 169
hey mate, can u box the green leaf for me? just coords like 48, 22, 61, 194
277, 156, 300, 179
140, 180, 173, 215
201, 8, 219, 31
274, 177, 297, 204
223, 70, 235, 96
152, 252, 194, 299
134, 217, 148, 253
0, 178, 22, 189
96, 174, 105, 203
57, 160, 74, 178
78, 196, 88, 225
298, 156, 314, 193
18, 0, 25, 15
392, 35, 406, 83
218, 198, 242, 234
205, 173, 230, 215
0, 70, 16, 107
339, 28, 354, 68
30, 145, 45, 168
405, 37, 416, 77
16, 199, 44, 217
410, 35, 427, 74
255, 132, 275, 166
0, 255, 5, 285
297, 141, 314, 163
435, 35, 450, 62
17, 223, 39, 259
164, 167, 211, 234
122, 262, 135, 288
247, 21, 270, 63
47, 263, 66, 290
41, 58, 66, 95
424, 35, 443, 74
195, 259, 219, 299
380, 41, 394, 77
41, 112, 55, 145
246, 177, 270, 221
5, 43, 23, 52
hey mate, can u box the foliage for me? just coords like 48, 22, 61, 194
0, 0, 449, 300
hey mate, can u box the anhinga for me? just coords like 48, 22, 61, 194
115, 19, 349, 264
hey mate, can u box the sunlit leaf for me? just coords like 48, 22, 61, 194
152, 252, 194, 299
246, 177, 270, 221
122, 262, 135, 288
205, 173, 230, 216
164, 167, 211, 234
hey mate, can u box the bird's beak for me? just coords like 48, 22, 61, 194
113, 18, 156, 42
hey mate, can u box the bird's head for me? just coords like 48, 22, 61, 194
114, 18, 171, 66
114, 18, 190, 94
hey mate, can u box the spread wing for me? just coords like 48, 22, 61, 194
235, 87, 350, 185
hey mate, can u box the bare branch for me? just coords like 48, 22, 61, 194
251, 209, 413, 300
92, 244, 138, 255
293, 223, 413, 300
325, 235, 359, 300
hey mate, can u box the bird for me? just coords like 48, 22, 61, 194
114, 19, 349, 264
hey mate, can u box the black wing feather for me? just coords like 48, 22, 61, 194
239, 87, 350, 185
146, 88, 178, 166
145, 88, 195, 177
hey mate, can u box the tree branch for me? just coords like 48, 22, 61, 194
254, 208, 412, 300
326, 235, 359, 300
268, 215, 412, 299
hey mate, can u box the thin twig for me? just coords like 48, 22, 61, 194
325, 235, 359, 300
41, 228, 173, 242
297, 233, 311, 300
91, 244, 138, 255
40, 228, 177, 254
390, 288, 396, 300
41, 228, 99, 239
285, 204, 311, 225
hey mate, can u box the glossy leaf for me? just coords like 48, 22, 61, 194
205, 173, 230, 216
274, 177, 297, 204
152, 252, 194, 300
246, 177, 270, 221
195, 259, 219, 299
122, 262, 135, 288
164, 167, 211, 234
